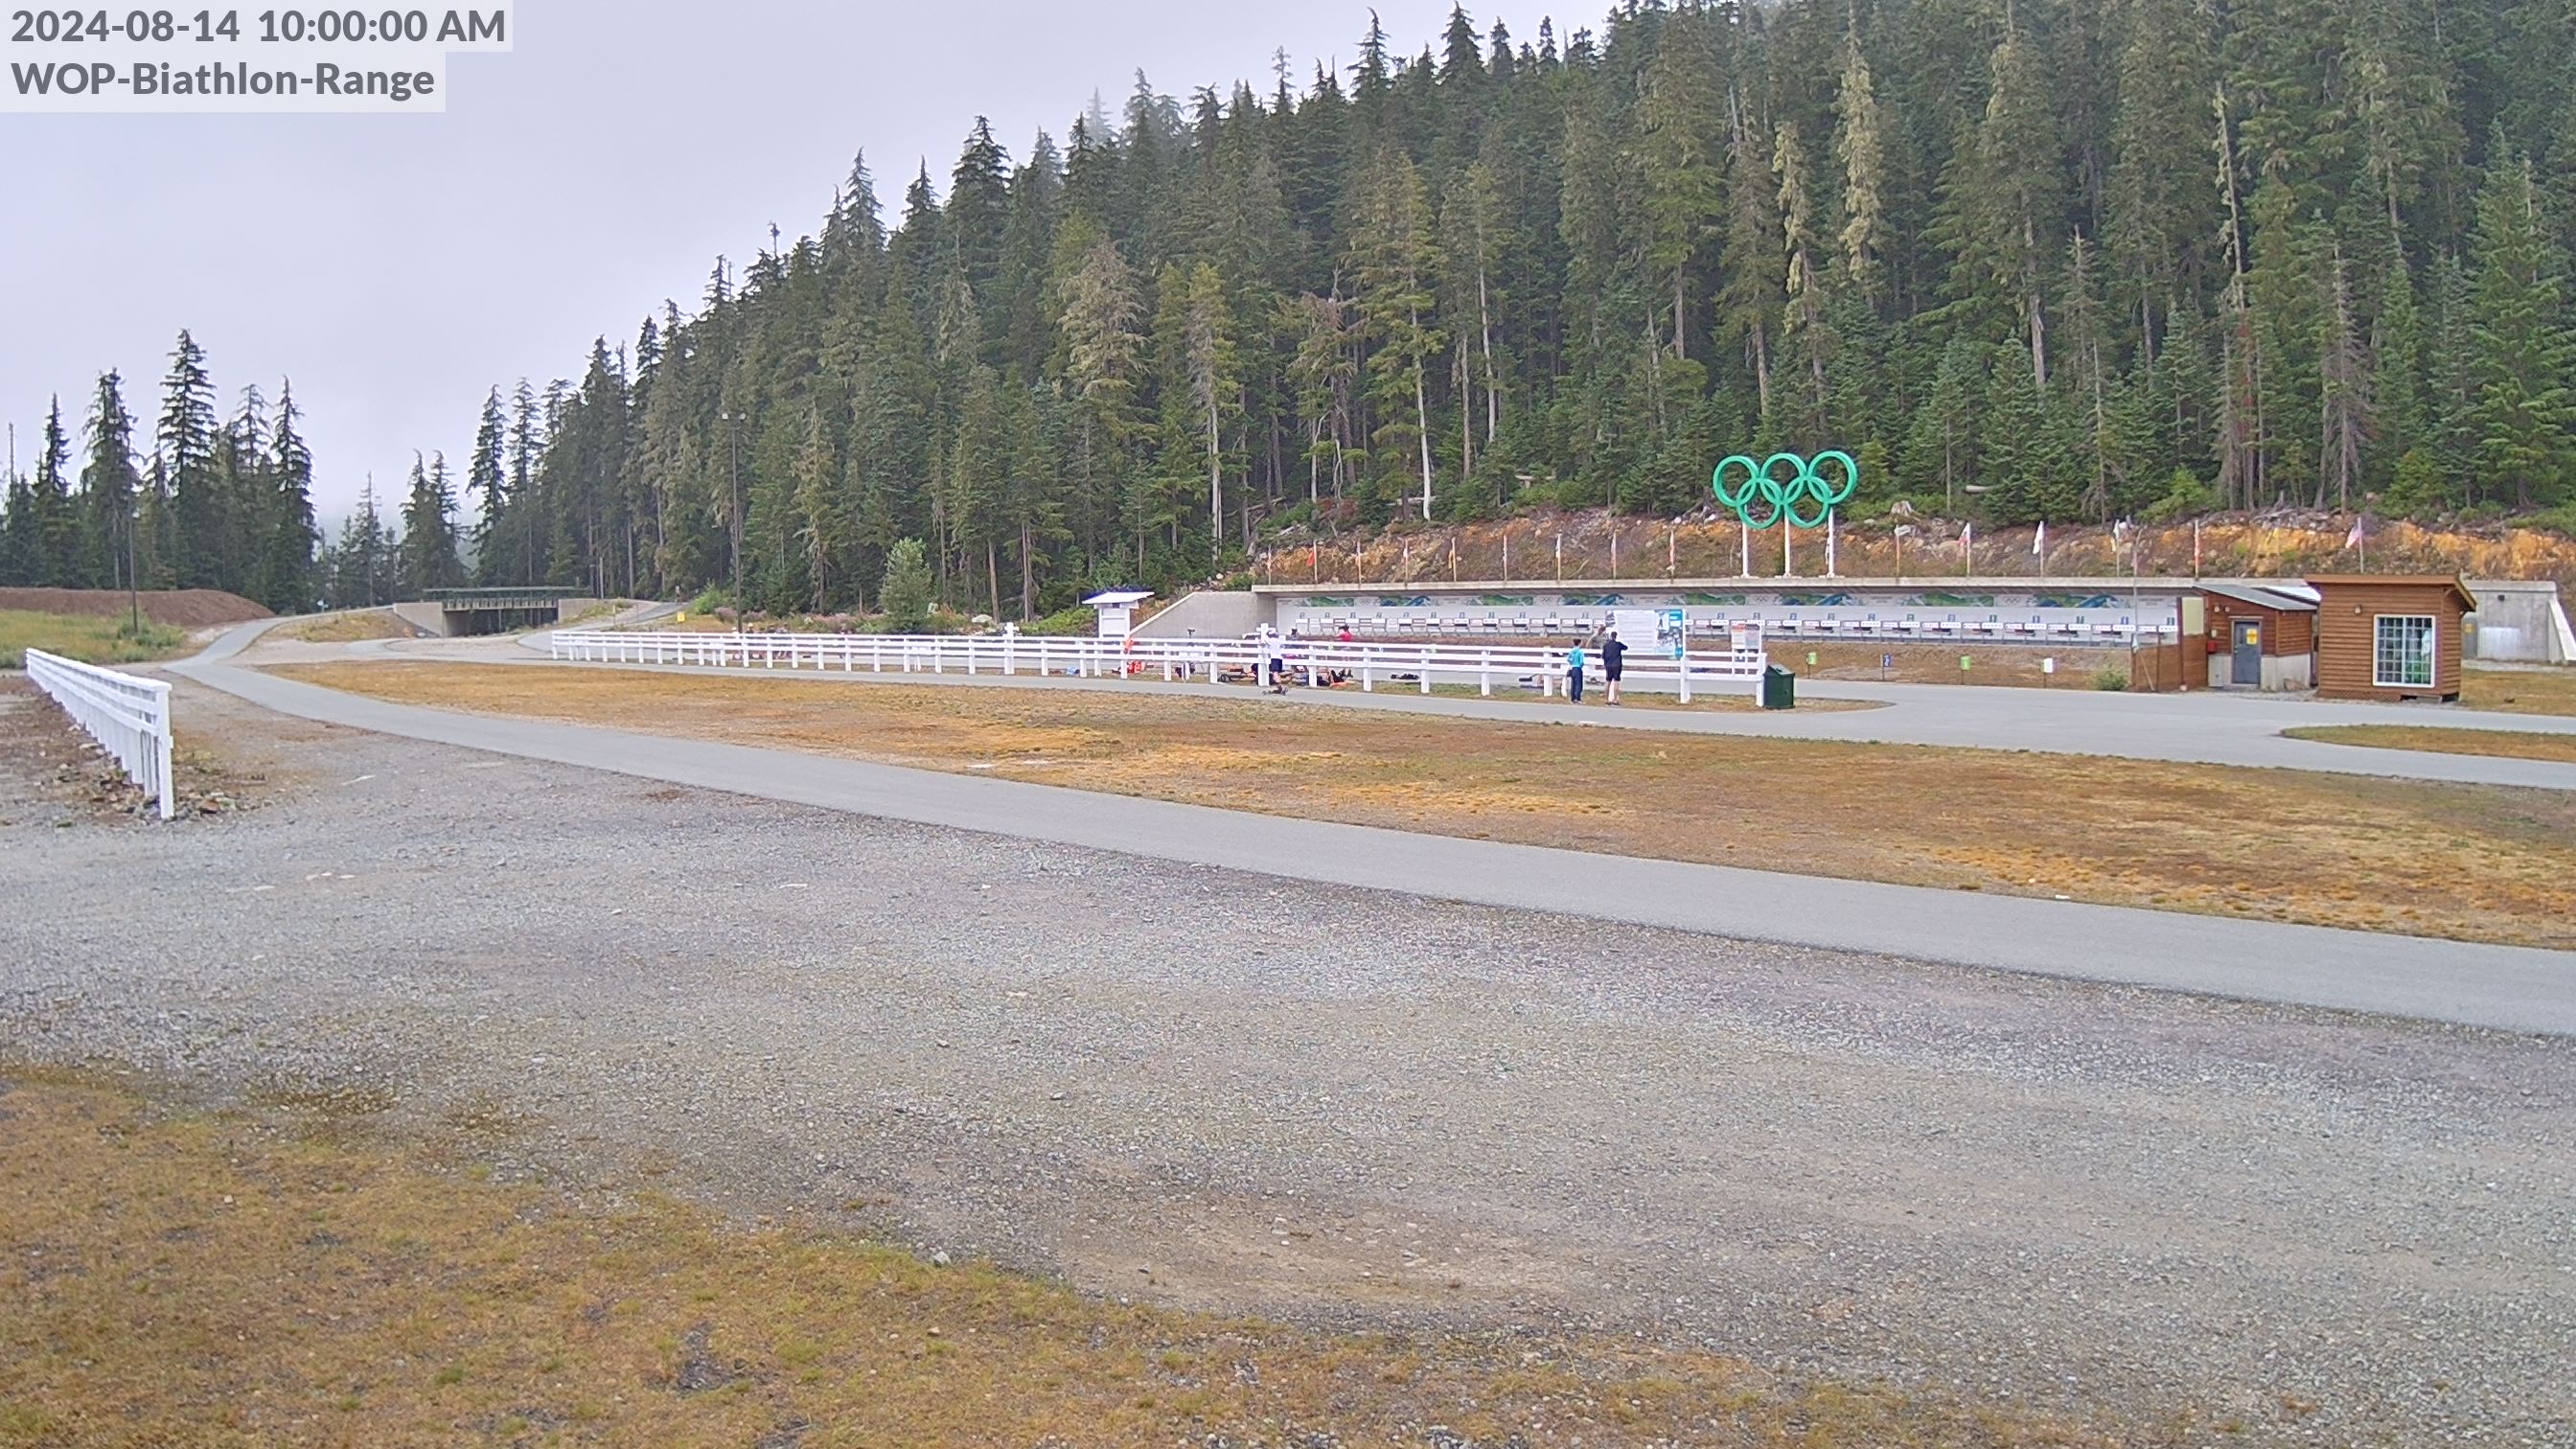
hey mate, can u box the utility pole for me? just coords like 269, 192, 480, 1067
721, 410, 744, 620
2115, 519, 2141, 686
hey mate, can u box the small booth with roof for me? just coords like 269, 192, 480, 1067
2308, 575, 2477, 702
1082, 589, 1154, 639
2195, 583, 2317, 691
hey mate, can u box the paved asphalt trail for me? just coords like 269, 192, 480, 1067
13, 679, 2574, 1447
177, 621, 2576, 1036
496, 629, 2576, 790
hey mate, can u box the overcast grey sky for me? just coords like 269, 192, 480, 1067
1, 0, 1474, 521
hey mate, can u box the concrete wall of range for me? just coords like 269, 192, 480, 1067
1132, 590, 1266, 640
2468, 580, 2576, 663
1230, 576, 2567, 663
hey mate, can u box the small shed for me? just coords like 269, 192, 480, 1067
2196, 583, 2317, 690
2308, 575, 2477, 702
1082, 589, 1154, 639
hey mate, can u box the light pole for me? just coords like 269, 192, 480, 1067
720, 410, 743, 622
126, 501, 141, 635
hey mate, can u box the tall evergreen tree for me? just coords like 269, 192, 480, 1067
1347, 145, 1445, 519
468, 387, 508, 577
252, 382, 318, 612
78, 372, 142, 592
0, 459, 33, 587
399, 452, 466, 596
157, 331, 222, 589
31, 402, 78, 587
2469, 141, 2575, 507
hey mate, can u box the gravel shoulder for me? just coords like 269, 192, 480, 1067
3, 680, 2572, 1446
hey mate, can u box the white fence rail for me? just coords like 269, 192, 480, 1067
550, 629, 1770, 702
24, 649, 174, 820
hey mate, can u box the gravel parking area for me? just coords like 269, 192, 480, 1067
3, 679, 2572, 1446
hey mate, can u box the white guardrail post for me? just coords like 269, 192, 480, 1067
23, 649, 175, 820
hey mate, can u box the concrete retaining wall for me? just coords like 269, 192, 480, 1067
389, 601, 452, 637
1132, 590, 1264, 640
2465, 579, 2571, 663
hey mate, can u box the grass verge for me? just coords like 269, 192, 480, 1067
266, 661, 2576, 948
2284, 724, 2576, 764
0, 610, 189, 670
2462, 666, 2576, 717
0, 1068, 2124, 1447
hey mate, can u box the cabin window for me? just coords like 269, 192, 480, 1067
2374, 615, 2436, 688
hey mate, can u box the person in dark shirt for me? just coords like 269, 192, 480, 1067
1600, 630, 1627, 704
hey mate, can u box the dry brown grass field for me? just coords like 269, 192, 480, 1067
2285, 724, 2576, 764
2461, 665, 2576, 716
268, 661, 2576, 948
0, 1069, 2131, 1448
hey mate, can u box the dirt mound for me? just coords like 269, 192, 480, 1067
0, 587, 272, 628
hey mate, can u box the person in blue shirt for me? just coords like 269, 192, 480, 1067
1564, 638, 1587, 702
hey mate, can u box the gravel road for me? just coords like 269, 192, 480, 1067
3, 679, 2571, 1447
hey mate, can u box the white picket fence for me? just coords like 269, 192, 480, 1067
23, 649, 174, 820
548, 629, 1769, 702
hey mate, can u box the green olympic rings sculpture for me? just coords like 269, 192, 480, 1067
1713, 450, 1859, 531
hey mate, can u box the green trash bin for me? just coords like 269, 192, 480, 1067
1761, 665, 1797, 710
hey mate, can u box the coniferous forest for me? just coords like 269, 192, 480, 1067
12, 0, 2576, 621
0, 333, 323, 613
462, 0, 2576, 620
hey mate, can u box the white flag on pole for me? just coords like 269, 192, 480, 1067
2033, 520, 2046, 557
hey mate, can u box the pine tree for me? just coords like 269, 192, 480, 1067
2469, 142, 2575, 507
0, 460, 32, 587
879, 537, 932, 629
2370, 261, 2427, 493
1636, 15, 1723, 357
399, 452, 465, 597
210, 385, 271, 595
1776, 121, 1834, 436
2317, 244, 2373, 509
789, 405, 851, 609
2425, 252, 2483, 503
252, 382, 318, 612
948, 365, 1009, 616
157, 331, 221, 590
346, 475, 394, 607
1347, 144, 1445, 520
1984, 352, 2082, 523
78, 372, 142, 592
1176, 262, 1241, 557
1718, 95, 1785, 421
2064, 235, 2118, 520
1903, 334, 1987, 510
1960, 21, 2062, 389
948, 118, 1013, 308
1057, 231, 1150, 561
2104, 0, 2217, 368
31, 402, 78, 587
137, 449, 179, 590
469, 387, 507, 578
1831, 22, 1892, 312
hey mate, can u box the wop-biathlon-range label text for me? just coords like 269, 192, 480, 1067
5, 7, 513, 112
